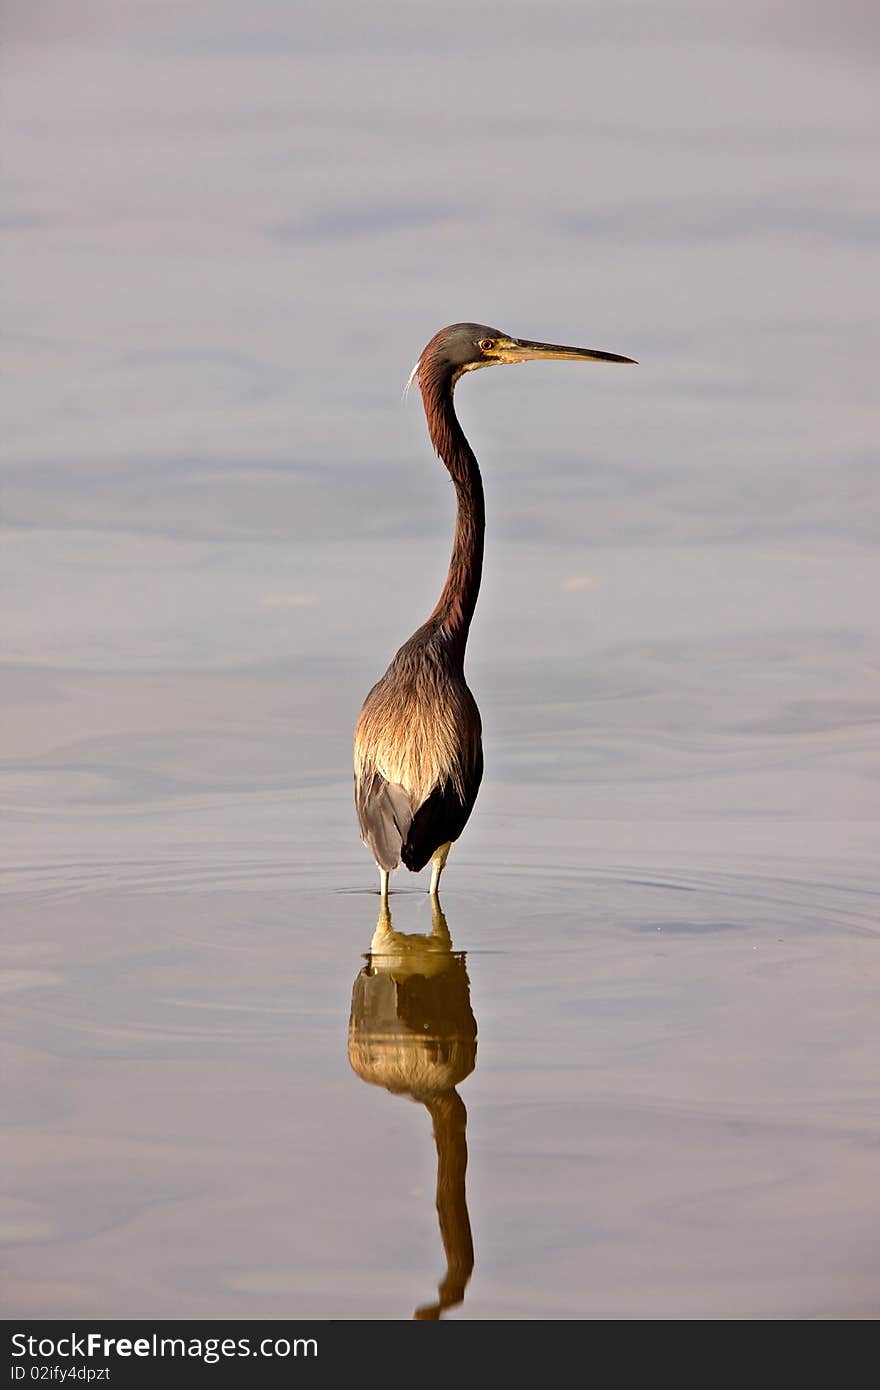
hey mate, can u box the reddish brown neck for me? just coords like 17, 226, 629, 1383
419, 363, 485, 658
418, 1091, 473, 1318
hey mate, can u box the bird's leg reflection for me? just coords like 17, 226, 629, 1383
370, 893, 452, 957
349, 899, 477, 1320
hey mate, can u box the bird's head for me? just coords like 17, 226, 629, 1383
408, 322, 636, 394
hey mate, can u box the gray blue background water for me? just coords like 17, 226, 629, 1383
3, 1, 879, 1318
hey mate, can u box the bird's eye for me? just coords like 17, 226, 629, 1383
479, 338, 495, 351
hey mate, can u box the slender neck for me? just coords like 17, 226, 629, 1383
419, 364, 485, 656
414, 1091, 473, 1319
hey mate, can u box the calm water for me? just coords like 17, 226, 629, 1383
3, 3, 879, 1319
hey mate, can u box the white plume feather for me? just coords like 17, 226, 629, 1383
402, 358, 421, 401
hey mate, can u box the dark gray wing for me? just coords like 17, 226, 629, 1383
355, 770, 414, 872
400, 746, 483, 873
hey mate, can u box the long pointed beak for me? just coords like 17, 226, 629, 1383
505, 338, 637, 365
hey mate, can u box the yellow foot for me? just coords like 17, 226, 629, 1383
429, 841, 452, 896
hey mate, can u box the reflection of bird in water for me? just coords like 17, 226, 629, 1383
348, 898, 477, 1319
354, 323, 636, 899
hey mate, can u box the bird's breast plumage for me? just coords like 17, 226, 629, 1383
353, 632, 481, 812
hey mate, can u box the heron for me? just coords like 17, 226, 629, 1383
354, 323, 636, 899
347, 899, 477, 1319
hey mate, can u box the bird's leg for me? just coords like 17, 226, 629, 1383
429, 842, 452, 897
379, 868, 390, 900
